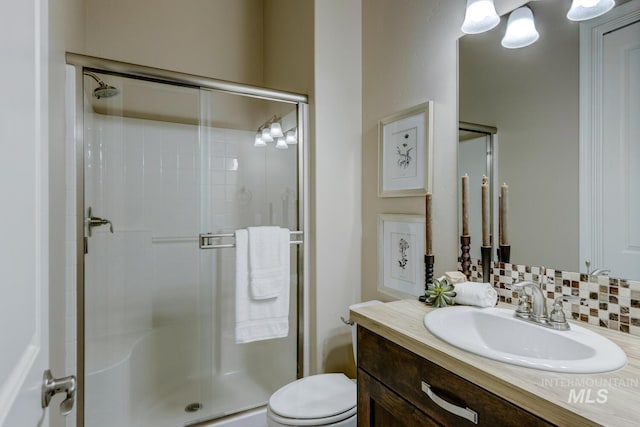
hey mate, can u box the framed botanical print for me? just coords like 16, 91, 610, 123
378, 214, 425, 298
378, 101, 433, 197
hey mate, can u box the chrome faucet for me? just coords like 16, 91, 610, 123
511, 281, 578, 330
589, 268, 610, 276
512, 281, 548, 321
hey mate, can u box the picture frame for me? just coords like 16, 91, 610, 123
378, 101, 433, 197
378, 214, 425, 299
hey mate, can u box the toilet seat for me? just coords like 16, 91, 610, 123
267, 407, 356, 427
268, 373, 356, 426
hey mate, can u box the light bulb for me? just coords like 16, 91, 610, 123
285, 130, 297, 144
501, 7, 539, 49
254, 133, 266, 147
275, 137, 288, 149
567, 0, 614, 21
461, 0, 500, 34
270, 121, 284, 138
261, 128, 274, 143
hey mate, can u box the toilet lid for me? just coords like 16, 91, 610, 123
269, 373, 356, 420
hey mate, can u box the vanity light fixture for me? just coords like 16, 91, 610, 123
285, 129, 297, 144
567, 0, 615, 21
254, 132, 267, 147
254, 116, 295, 148
261, 127, 274, 143
269, 121, 284, 138
461, 0, 500, 34
501, 6, 539, 49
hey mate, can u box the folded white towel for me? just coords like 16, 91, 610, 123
444, 271, 467, 284
453, 282, 497, 307
248, 226, 290, 299
235, 229, 290, 343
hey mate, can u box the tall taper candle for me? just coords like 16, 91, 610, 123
425, 192, 432, 255
498, 194, 503, 246
481, 175, 490, 247
500, 183, 509, 245
462, 174, 469, 236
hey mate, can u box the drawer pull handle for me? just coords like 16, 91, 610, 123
421, 381, 478, 424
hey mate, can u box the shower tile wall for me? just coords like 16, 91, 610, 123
66, 108, 297, 425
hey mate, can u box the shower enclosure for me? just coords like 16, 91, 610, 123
67, 54, 308, 427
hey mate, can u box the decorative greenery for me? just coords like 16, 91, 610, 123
425, 277, 456, 308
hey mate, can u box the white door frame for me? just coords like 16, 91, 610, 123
0, 0, 49, 425
579, 0, 640, 273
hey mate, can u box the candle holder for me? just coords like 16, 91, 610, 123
419, 254, 435, 303
499, 244, 511, 263
481, 246, 492, 282
460, 235, 471, 279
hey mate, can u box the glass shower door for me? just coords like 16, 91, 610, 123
195, 89, 299, 420
82, 70, 301, 427
83, 72, 207, 426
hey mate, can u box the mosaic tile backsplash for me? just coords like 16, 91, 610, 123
466, 259, 640, 337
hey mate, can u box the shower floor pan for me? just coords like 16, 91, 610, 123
132, 371, 273, 427
85, 326, 279, 427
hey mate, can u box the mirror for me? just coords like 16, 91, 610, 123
458, 123, 497, 261
458, 0, 638, 279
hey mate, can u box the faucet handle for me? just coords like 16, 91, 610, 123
548, 295, 579, 330
553, 295, 580, 307
511, 281, 536, 290
515, 293, 531, 318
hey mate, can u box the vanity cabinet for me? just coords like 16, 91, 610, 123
357, 327, 554, 426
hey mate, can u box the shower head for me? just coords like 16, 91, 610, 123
84, 71, 120, 99
93, 84, 119, 99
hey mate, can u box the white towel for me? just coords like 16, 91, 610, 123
453, 282, 497, 307
235, 228, 290, 343
247, 226, 289, 299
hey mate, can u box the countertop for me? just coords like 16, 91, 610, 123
350, 299, 640, 427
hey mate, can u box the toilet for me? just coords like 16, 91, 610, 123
266, 301, 382, 427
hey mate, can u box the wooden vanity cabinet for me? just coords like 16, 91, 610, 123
357, 327, 554, 426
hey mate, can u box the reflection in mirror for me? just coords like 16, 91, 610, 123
459, 0, 579, 272
458, 123, 497, 261
458, 0, 639, 280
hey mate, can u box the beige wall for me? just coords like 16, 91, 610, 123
264, 0, 314, 95
84, 0, 264, 85
313, 0, 362, 376
459, 1, 580, 271
362, 0, 465, 302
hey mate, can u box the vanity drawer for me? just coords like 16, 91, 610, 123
357, 327, 553, 427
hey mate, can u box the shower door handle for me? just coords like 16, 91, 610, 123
86, 206, 114, 237
42, 369, 76, 416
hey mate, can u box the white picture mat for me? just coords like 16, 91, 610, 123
378, 214, 425, 298
378, 101, 433, 197
382, 112, 424, 190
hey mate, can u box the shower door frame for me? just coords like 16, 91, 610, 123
66, 52, 310, 427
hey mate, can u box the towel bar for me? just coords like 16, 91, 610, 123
199, 231, 303, 249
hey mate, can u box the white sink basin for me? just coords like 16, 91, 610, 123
424, 306, 627, 373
